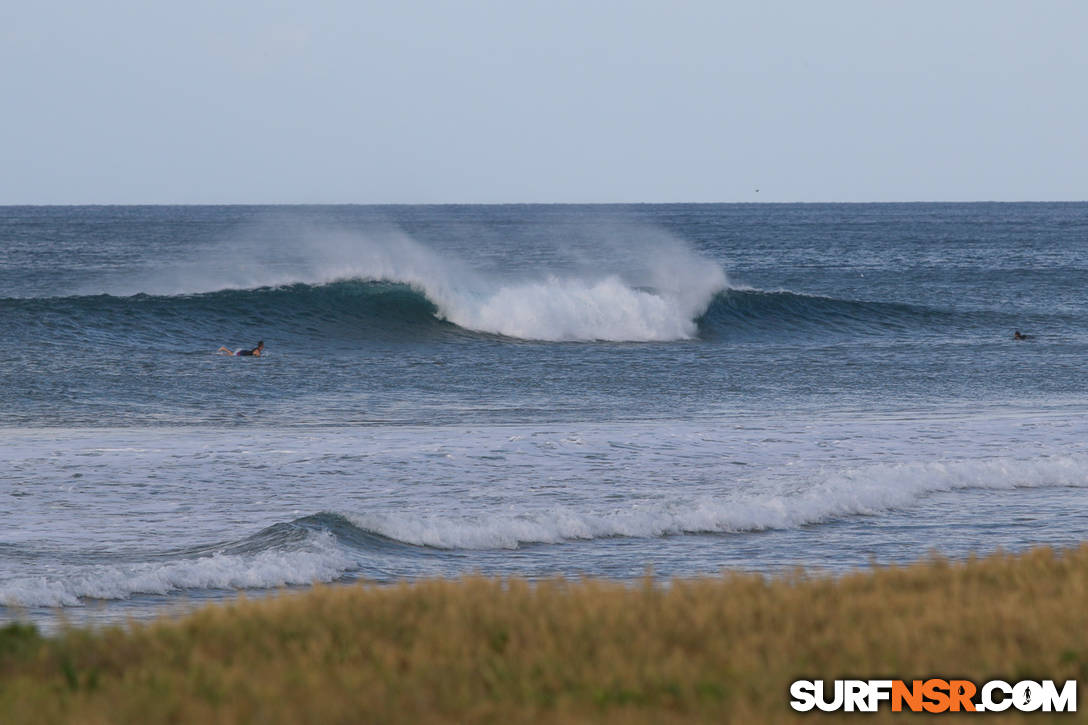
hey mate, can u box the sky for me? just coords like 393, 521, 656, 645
2, 1, 1086, 204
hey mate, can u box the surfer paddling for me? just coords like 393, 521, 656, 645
1013, 331, 1029, 341
218, 340, 264, 357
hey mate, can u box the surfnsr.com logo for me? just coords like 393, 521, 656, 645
790, 679, 1077, 713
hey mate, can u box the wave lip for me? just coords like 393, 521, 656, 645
14, 227, 965, 343
2, 281, 983, 347
6, 228, 731, 343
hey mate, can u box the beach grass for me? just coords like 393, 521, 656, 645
3, 545, 1088, 723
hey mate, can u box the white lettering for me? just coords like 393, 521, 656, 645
844, 680, 868, 712
789, 680, 816, 712
868, 680, 893, 711
791, 678, 1077, 713
1041, 680, 1077, 713
815, 680, 844, 712
982, 680, 1013, 712
1014, 680, 1043, 712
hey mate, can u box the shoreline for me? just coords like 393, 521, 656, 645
3, 544, 1085, 723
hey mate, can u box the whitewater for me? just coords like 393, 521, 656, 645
2, 203, 1087, 629
58, 222, 729, 342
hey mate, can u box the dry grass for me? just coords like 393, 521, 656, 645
3, 545, 1088, 723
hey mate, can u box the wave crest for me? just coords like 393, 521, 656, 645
6, 226, 982, 343
346, 454, 1088, 549
31, 227, 731, 342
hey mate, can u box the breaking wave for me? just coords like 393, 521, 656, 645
4, 280, 980, 345
5, 455, 1085, 607
5, 229, 729, 342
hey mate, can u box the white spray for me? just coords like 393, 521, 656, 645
93, 220, 730, 342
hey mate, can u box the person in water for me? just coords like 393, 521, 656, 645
1013, 330, 1027, 340
218, 341, 264, 356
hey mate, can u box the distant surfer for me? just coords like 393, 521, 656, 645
1013, 330, 1029, 341
218, 340, 264, 357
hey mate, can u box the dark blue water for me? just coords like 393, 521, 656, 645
3, 203, 1088, 628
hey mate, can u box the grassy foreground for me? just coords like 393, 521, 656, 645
3, 546, 1088, 724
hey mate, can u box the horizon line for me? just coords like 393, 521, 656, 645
2, 199, 1086, 208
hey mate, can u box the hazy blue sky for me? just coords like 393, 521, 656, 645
3, 1, 1086, 203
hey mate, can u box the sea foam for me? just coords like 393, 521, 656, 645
4, 452, 1085, 607
346, 455, 1088, 549
87, 224, 729, 342
0, 533, 352, 608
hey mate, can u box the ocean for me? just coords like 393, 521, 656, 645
2, 203, 1087, 630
